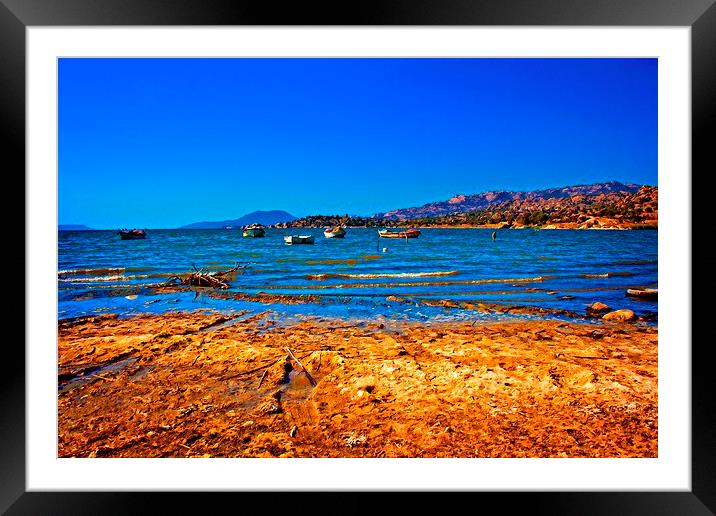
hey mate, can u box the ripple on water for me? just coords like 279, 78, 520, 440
58, 228, 658, 322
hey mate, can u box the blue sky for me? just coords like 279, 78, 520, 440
59, 58, 657, 229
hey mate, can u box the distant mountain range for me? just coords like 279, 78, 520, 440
63, 182, 656, 231
380, 181, 643, 220
179, 210, 297, 229
58, 224, 92, 231
284, 181, 657, 230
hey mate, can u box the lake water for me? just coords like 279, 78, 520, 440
58, 228, 658, 323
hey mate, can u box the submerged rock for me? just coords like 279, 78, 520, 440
602, 309, 636, 322
587, 302, 611, 316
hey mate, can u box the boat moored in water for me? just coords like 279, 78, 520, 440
242, 224, 265, 237
284, 235, 315, 245
626, 287, 658, 299
324, 226, 346, 238
378, 228, 420, 239
118, 229, 146, 240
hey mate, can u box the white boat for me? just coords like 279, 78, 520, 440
284, 235, 315, 245
378, 228, 420, 239
323, 226, 346, 238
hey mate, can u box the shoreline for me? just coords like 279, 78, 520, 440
59, 225, 658, 231
59, 287, 659, 326
58, 310, 657, 458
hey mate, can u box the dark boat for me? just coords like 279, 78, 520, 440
242, 224, 266, 238
118, 229, 146, 240
378, 228, 420, 239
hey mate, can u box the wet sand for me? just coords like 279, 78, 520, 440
58, 311, 657, 458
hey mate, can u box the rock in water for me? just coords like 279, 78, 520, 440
587, 301, 611, 316
602, 309, 636, 322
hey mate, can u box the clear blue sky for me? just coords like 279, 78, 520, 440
59, 58, 657, 229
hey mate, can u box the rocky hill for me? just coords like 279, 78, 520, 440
279, 182, 657, 230
381, 181, 643, 220
397, 184, 658, 229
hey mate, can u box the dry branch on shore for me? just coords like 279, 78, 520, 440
164, 263, 248, 289
286, 347, 317, 386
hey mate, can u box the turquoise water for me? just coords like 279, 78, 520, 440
58, 228, 657, 323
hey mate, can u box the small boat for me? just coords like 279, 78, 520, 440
324, 226, 346, 238
242, 224, 265, 238
118, 229, 146, 240
378, 228, 420, 239
626, 287, 658, 299
284, 235, 314, 245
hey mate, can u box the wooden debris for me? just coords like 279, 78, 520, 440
165, 263, 248, 289
285, 347, 317, 386
257, 370, 267, 389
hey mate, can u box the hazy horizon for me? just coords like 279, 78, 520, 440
59, 58, 657, 228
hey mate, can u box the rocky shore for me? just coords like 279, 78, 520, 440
58, 311, 657, 458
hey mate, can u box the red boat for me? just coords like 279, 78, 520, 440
378, 228, 420, 239
118, 229, 146, 240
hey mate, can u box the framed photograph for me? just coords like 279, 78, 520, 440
6, 0, 713, 513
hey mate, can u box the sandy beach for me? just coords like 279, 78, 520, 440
58, 310, 657, 458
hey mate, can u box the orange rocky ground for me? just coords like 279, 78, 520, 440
58, 311, 657, 458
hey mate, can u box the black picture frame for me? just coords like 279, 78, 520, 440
5, 0, 713, 513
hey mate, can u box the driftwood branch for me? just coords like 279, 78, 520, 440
164, 263, 249, 289
219, 349, 320, 382
257, 370, 268, 389
286, 347, 317, 386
